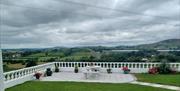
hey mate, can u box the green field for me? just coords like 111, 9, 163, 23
135, 74, 180, 86
6, 81, 173, 91
60, 52, 93, 61
28, 52, 64, 57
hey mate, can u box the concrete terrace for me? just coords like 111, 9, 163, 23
2, 62, 180, 91
41, 72, 136, 83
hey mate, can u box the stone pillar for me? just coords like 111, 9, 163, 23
0, 49, 4, 91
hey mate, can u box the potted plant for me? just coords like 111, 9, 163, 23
46, 68, 53, 76
34, 72, 42, 79
148, 67, 158, 74
55, 66, 59, 72
122, 67, 130, 74
107, 68, 112, 74
74, 65, 79, 73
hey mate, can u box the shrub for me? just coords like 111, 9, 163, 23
122, 67, 130, 74
158, 60, 171, 74
26, 60, 37, 67
34, 72, 42, 79
47, 58, 56, 62
21, 61, 26, 65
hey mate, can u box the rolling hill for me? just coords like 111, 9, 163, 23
136, 39, 180, 50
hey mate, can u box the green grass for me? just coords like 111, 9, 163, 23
28, 52, 64, 57
6, 81, 173, 91
28, 53, 46, 57
135, 74, 180, 86
60, 52, 92, 61
71, 52, 92, 56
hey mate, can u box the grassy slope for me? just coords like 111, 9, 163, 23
4, 62, 47, 72
60, 52, 92, 61
6, 81, 173, 91
137, 39, 180, 49
135, 74, 180, 86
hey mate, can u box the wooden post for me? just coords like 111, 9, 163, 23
0, 49, 4, 91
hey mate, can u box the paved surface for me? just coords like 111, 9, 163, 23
41, 72, 136, 83
130, 81, 180, 91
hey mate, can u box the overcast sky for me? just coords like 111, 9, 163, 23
0, 0, 180, 48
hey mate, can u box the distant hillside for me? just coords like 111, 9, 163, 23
3, 39, 180, 52
136, 39, 180, 50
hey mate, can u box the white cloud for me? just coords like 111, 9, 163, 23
1, 0, 180, 48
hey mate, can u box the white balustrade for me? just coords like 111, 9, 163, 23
3, 62, 55, 89
54, 62, 180, 73
3, 62, 180, 89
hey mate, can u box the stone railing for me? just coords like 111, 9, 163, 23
3, 63, 55, 89
3, 62, 180, 89
54, 62, 180, 73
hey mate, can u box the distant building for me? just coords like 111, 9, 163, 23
142, 58, 149, 62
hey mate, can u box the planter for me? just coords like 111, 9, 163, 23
107, 68, 112, 74
124, 70, 130, 74
74, 69, 78, 73
34, 73, 42, 80
46, 68, 52, 76
55, 67, 59, 72
55, 68, 59, 72
122, 67, 130, 74
74, 66, 79, 73
35, 75, 40, 79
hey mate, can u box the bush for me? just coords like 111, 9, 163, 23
47, 58, 56, 62
148, 60, 174, 74
158, 60, 171, 74
122, 67, 130, 74
148, 67, 158, 74
26, 60, 37, 67
34, 72, 42, 79
21, 61, 26, 65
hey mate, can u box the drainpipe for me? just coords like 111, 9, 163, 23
0, 49, 4, 91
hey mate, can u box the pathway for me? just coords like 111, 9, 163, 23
130, 81, 180, 91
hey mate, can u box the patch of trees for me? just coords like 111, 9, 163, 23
99, 50, 180, 62
26, 58, 38, 67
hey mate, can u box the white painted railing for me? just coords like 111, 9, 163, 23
3, 63, 55, 89
54, 62, 180, 73
3, 62, 180, 89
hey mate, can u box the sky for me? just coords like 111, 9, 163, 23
0, 0, 180, 48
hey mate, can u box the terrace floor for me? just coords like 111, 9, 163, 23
41, 72, 136, 83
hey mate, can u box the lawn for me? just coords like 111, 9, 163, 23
6, 81, 173, 91
60, 52, 93, 61
135, 74, 180, 86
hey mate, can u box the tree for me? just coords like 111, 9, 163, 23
45, 52, 48, 56
26, 58, 37, 67
158, 60, 171, 74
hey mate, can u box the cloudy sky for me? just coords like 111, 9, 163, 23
0, 0, 180, 48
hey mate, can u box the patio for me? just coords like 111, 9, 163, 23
2, 62, 180, 91
41, 72, 136, 83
